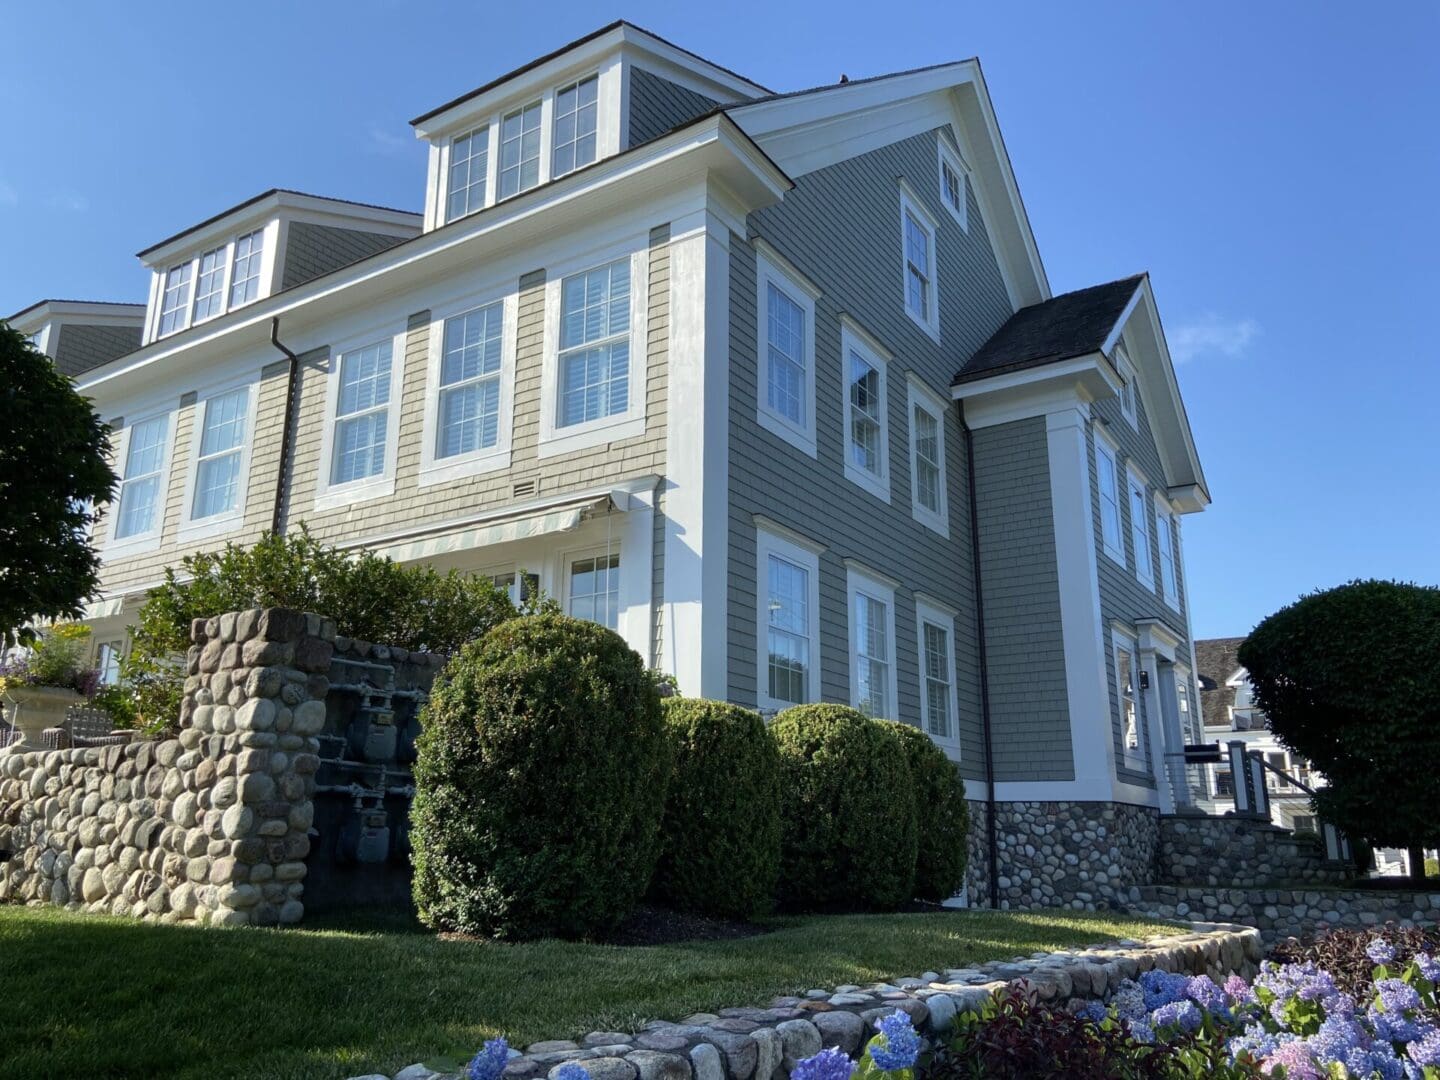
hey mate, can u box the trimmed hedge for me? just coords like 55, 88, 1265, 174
770, 703, 918, 911
650, 698, 782, 919
875, 719, 970, 901
410, 614, 670, 940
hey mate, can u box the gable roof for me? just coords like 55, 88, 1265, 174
1195, 636, 1246, 728
952, 274, 1144, 385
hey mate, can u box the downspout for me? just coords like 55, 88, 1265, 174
958, 399, 1000, 910
268, 317, 300, 536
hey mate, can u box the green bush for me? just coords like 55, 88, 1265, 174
410, 613, 671, 940
874, 720, 970, 902
770, 703, 917, 911
651, 698, 781, 919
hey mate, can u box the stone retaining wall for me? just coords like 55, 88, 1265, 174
351, 925, 1262, 1080
1132, 885, 1440, 945
1157, 815, 1351, 888
0, 608, 331, 926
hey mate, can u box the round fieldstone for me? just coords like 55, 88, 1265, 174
775, 1020, 821, 1070
810, 1010, 864, 1054
558, 1060, 637, 1080
688, 1044, 723, 1080
625, 1051, 689, 1080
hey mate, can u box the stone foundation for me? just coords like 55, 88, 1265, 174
1131, 885, 1440, 945
1157, 815, 1352, 888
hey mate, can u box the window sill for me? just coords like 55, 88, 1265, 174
911, 504, 949, 539
105, 532, 164, 561
904, 306, 941, 344
539, 413, 646, 460
1101, 543, 1126, 567
313, 476, 396, 512
843, 461, 891, 504
417, 448, 512, 488
756, 408, 817, 459
176, 513, 246, 545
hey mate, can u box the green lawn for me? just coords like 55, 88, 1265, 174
0, 905, 1179, 1080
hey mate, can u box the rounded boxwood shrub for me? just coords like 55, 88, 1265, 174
770, 703, 917, 911
650, 698, 782, 919
874, 719, 970, 901
410, 613, 670, 940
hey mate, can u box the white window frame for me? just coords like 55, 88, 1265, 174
497, 98, 545, 201
315, 327, 408, 510
191, 244, 231, 325
157, 262, 194, 338
445, 124, 492, 223
1127, 467, 1153, 587
228, 228, 267, 310
178, 380, 257, 541
551, 72, 600, 179
1093, 427, 1125, 565
108, 407, 175, 556
915, 595, 960, 755
96, 640, 124, 686
1111, 626, 1146, 770
936, 138, 969, 232
753, 240, 820, 458
846, 561, 899, 720
563, 545, 622, 631
481, 565, 541, 608
755, 520, 823, 715
1114, 343, 1139, 428
418, 291, 518, 487
1173, 662, 1197, 744
907, 376, 950, 537
839, 318, 890, 503
898, 181, 941, 342
1154, 494, 1181, 610
537, 240, 649, 458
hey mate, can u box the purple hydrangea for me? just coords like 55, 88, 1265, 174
1110, 982, 1147, 1023
1128, 1019, 1156, 1045
1415, 952, 1440, 983
1408, 1027, 1440, 1068
1230, 1022, 1281, 1063
1367, 937, 1398, 966
1224, 973, 1256, 1006
467, 1038, 510, 1080
1304, 1014, 1368, 1067
1184, 974, 1228, 1013
1261, 1039, 1321, 1079
1375, 977, 1423, 1015
552, 1066, 588, 1080
1344, 1044, 1404, 1080
1139, 968, 1189, 1010
1074, 1000, 1107, 1023
1150, 1000, 1202, 1034
791, 1046, 857, 1080
868, 1011, 920, 1072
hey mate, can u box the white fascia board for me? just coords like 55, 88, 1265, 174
79, 116, 790, 404
9, 301, 147, 330
951, 352, 1122, 429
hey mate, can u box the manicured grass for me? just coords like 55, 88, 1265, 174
0, 905, 1180, 1080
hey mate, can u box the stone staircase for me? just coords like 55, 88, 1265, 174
1155, 815, 1353, 889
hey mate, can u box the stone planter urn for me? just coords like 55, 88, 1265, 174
1, 685, 80, 752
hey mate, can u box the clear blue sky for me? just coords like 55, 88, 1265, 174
3, 2, 1436, 640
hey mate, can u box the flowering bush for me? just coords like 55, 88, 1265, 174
1270, 926, 1440, 999
0, 622, 100, 697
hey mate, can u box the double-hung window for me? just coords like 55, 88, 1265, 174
1095, 433, 1124, 563
908, 378, 949, 535
447, 126, 489, 222
755, 523, 822, 714
754, 245, 818, 456
558, 259, 630, 427
848, 564, 897, 719
1155, 503, 1180, 606
229, 229, 264, 307
568, 553, 620, 630
192, 246, 227, 322
114, 415, 169, 540
331, 340, 393, 486
437, 301, 504, 458
916, 598, 959, 749
552, 75, 598, 177
937, 140, 969, 231
191, 387, 249, 521
498, 100, 542, 199
1128, 471, 1153, 586
840, 322, 889, 501
157, 264, 193, 337
899, 186, 939, 339
1112, 628, 1145, 768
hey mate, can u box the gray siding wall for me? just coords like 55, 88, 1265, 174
1089, 377, 1193, 788
281, 224, 410, 291
53, 323, 143, 377
725, 127, 1014, 782
971, 417, 1074, 781
628, 67, 719, 146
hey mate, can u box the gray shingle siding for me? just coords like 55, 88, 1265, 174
725, 127, 1013, 782
970, 417, 1075, 781
628, 67, 719, 146
281, 223, 409, 291
52, 323, 142, 377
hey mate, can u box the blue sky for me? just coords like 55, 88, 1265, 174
3, 2, 1436, 640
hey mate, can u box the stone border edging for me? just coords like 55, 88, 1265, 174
348, 923, 1262, 1080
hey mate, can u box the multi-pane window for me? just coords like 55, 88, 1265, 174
331, 340, 393, 485
568, 553, 619, 629
552, 75, 598, 178
1096, 438, 1123, 561
192, 388, 248, 520
1156, 509, 1179, 604
115, 415, 168, 539
904, 212, 932, 323
766, 554, 811, 706
192, 246, 227, 322
854, 592, 891, 718
846, 349, 884, 477
765, 283, 807, 426
1115, 345, 1138, 426
938, 142, 968, 230
558, 259, 630, 427
447, 126, 489, 222
437, 301, 504, 458
157, 263, 193, 336
498, 100, 542, 199
921, 619, 954, 740
489, 571, 539, 607
1129, 476, 1152, 584
1114, 634, 1143, 765
914, 405, 942, 514
1214, 768, 1235, 797
229, 229, 264, 307
97, 642, 123, 686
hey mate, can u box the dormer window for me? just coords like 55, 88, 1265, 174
158, 263, 194, 337
229, 229, 264, 308
447, 126, 490, 222
499, 101, 542, 199
192, 246, 227, 322
552, 75, 598, 177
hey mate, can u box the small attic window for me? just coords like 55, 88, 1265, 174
937, 139, 968, 232
1114, 342, 1138, 428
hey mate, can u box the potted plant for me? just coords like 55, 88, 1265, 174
0, 624, 101, 752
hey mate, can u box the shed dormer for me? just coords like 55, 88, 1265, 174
136, 189, 421, 345
8, 300, 145, 377
411, 21, 767, 232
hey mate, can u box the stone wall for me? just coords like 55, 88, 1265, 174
0, 608, 332, 926
1131, 885, 1440, 945
1158, 815, 1352, 888
964, 799, 1159, 910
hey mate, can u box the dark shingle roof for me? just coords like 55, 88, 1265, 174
1195, 636, 1246, 729
953, 274, 1144, 386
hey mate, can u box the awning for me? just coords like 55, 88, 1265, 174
368, 495, 612, 564
84, 597, 127, 621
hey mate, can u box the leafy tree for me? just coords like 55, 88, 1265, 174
0, 323, 117, 646
1239, 580, 1440, 882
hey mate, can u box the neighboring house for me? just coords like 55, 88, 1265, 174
6, 22, 1212, 895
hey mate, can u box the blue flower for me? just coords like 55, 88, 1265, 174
1367, 937, 1398, 966
1075, 1000, 1107, 1023
1139, 968, 1189, 1010
1184, 974, 1229, 1015
868, 1011, 920, 1072
1415, 952, 1440, 983
1305, 1014, 1367, 1066
1110, 982, 1147, 1022
791, 1046, 857, 1080
1376, 977, 1423, 1015
1150, 1000, 1202, 1034
1128, 1019, 1155, 1045
1408, 1027, 1440, 1068
552, 1066, 588, 1080
467, 1038, 510, 1080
